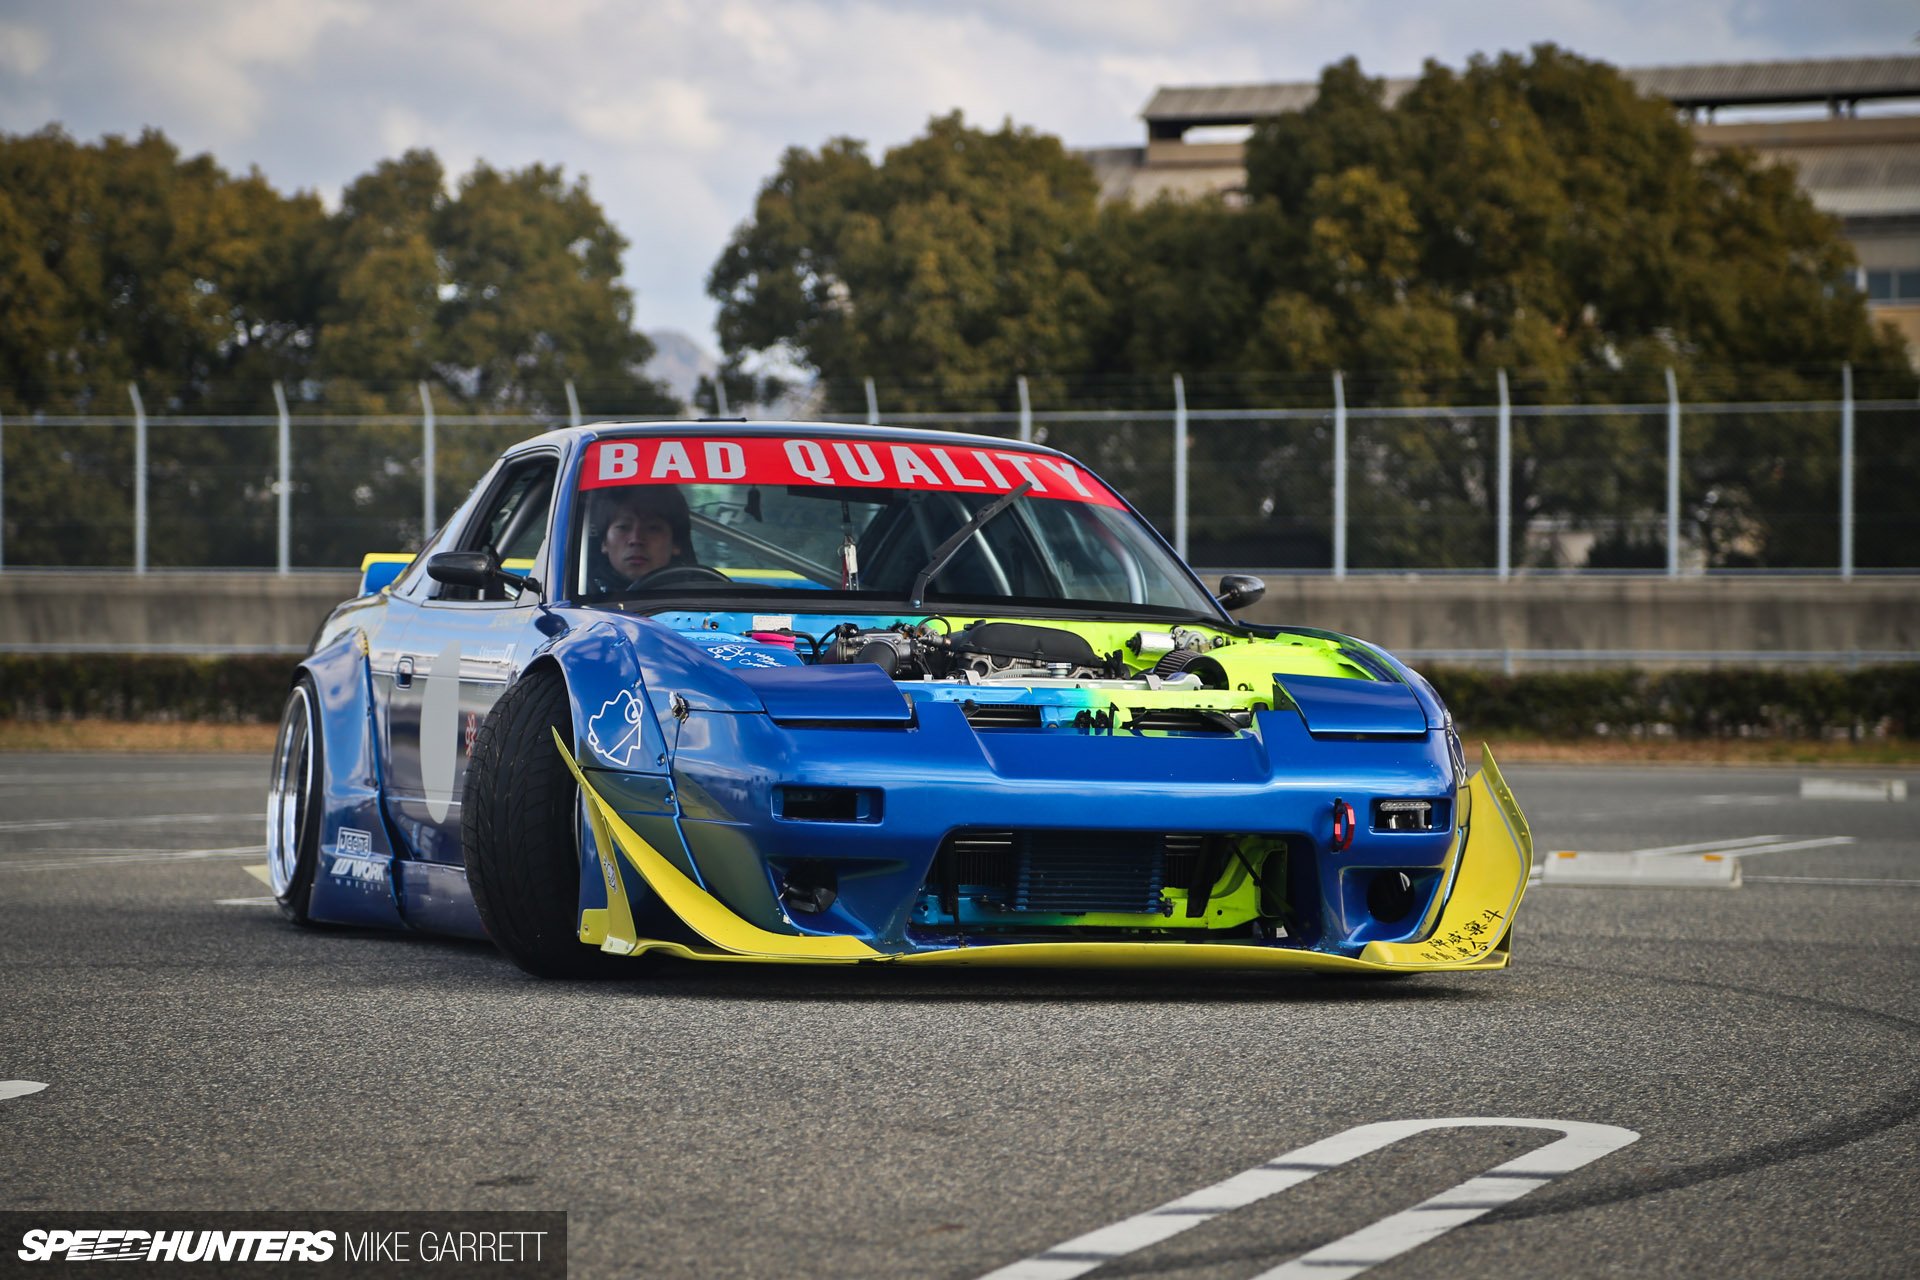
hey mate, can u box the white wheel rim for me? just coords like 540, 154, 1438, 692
266, 687, 314, 898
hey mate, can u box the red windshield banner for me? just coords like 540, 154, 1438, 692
578, 436, 1123, 507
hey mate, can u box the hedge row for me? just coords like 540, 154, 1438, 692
1424, 665, 1920, 740
1, 655, 296, 723
0, 655, 1914, 740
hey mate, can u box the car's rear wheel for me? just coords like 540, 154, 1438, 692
266, 678, 324, 924
463, 665, 628, 978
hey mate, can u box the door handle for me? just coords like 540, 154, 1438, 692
395, 655, 415, 688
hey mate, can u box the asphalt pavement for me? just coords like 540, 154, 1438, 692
1, 753, 1915, 1279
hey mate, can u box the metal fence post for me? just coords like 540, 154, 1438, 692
1497, 368, 1512, 579
419, 381, 436, 544
1172, 374, 1188, 561
273, 381, 291, 575
1665, 366, 1680, 578
1841, 361, 1854, 580
1017, 375, 1032, 443
0, 405, 6, 570
129, 382, 147, 574
565, 379, 583, 428
712, 377, 730, 418
864, 377, 879, 426
1333, 370, 1348, 579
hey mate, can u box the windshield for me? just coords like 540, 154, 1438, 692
571, 433, 1218, 615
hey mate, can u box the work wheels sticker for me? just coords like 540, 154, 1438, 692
579, 436, 1123, 507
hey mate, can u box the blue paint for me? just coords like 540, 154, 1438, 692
1277, 673, 1429, 736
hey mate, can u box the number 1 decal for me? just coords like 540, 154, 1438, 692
980, 1117, 1639, 1280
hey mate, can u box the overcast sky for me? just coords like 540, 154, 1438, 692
2, 1, 1914, 350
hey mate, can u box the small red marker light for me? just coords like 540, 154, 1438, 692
1330, 798, 1357, 852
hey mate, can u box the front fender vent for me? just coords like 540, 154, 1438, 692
962, 702, 1045, 729
1122, 708, 1251, 734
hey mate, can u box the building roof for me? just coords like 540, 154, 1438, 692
1142, 54, 1920, 125
1628, 56, 1920, 109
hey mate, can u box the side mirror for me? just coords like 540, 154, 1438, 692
427, 550, 499, 590
1215, 573, 1266, 612
427, 550, 542, 599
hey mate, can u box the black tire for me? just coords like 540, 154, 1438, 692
462, 666, 628, 977
266, 678, 324, 924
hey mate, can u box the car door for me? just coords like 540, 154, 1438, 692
385, 450, 561, 863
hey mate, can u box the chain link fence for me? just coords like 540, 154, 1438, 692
1, 377, 1915, 573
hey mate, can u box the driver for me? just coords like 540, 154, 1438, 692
594, 485, 698, 589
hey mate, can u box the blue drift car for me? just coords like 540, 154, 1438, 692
268, 422, 1531, 977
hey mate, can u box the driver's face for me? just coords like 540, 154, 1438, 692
602, 508, 679, 581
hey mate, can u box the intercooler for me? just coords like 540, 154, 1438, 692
932, 829, 1215, 916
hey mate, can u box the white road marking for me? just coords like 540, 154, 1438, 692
1627, 834, 1784, 857
1247, 1120, 1640, 1280
1746, 875, 1920, 888
216, 896, 279, 907
0, 812, 263, 833
0, 845, 265, 872
1608, 835, 1853, 859
0, 772, 258, 790
1698, 795, 1786, 806
1800, 777, 1907, 801
976, 1118, 1639, 1280
1699, 836, 1855, 858
0, 1081, 49, 1101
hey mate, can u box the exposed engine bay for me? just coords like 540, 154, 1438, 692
814, 618, 1239, 689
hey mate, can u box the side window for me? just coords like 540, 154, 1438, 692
435, 454, 559, 602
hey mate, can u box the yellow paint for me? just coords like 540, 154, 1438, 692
575, 778, 642, 953
895, 942, 1437, 973
358, 552, 414, 573
714, 568, 809, 581
578, 908, 610, 946
555, 732, 879, 962
1360, 746, 1530, 969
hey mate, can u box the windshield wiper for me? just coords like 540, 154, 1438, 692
909, 481, 1033, 609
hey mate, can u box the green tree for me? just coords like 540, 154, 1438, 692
0, 128, 679, 566
1237, 48, 1911, 567
709, 112, 1105, 414
0, 126, 325, 564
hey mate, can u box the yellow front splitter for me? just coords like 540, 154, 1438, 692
557, 734, 1532, 974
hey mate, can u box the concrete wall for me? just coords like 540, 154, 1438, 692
1, 570, 1914, 664
0, 571, 360, 653
1227, 575, 1920, 660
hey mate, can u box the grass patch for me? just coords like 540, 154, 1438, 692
1479, 736, 1920, 766
3, 719, 1911, 766
0, 719, 279, 754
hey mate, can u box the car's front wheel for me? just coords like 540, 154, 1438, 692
462, 665, 627, 978
266, 678, 324, 924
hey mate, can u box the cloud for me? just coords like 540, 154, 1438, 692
570, 80, 726, 152
0, 0, 1912, 345
0, 19, 51, 76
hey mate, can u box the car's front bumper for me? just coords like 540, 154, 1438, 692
558, 736, 1530, 974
